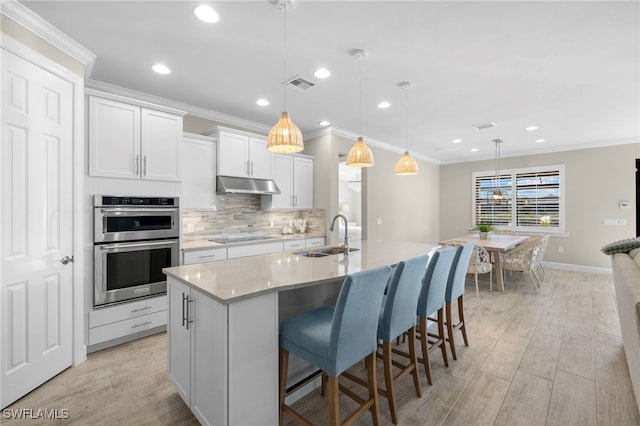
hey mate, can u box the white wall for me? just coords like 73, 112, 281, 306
440, 142, 639, 269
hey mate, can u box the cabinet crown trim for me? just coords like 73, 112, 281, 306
86, 88, 187, 116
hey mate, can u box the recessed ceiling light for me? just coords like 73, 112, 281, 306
314, 68, 331, 79
452, 139, 463, 144
535, 139, 546, 143
194, 5, 219, 23
377, 101, 391, 109
256, 98, 269, 106
470, 148, 479, 152
525, 125, 539, 131
319, 120, 331, 126
152, 64, 171, 75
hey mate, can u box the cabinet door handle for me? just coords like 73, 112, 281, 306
182, 292, 187, 327
135, 155, 140, 176
294, 195, 298, 207
246, 160, 251, 176
143, 155, 147, 176
291, 195, 295, 207
185, 296, 194, 330
131, 321, 152, 329
250, 161, 254, 176
131, 306, 152, 313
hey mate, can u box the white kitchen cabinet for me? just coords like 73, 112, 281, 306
182, 133, 216, 210
88, 94, 184, 181
305, 237, 326, 248
272, 155, 314, 209
227, 241, 284, 259
88, 295, 167, 347
167, 278, 277, 425
216, 128, 274, 179
283, 239, 305, 251
183, 247, 227, 265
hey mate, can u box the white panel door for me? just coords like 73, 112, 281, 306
217, 131, 249, 177
88, 96, 141, 179
272, 154, 293, 209
182, 136, 216, 209
1, 50, 74, 408
141, 108, 182, 182
248, 136, 274, 179
293, 157, 314, 209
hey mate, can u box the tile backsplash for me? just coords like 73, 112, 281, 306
182, 194, 326, 239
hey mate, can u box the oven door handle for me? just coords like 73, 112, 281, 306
100, 208, 178, 214
99, 240, 177, 250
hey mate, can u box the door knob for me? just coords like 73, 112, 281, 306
60, 256, 74, 265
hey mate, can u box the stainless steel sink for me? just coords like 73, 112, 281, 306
295, 247, 360, 257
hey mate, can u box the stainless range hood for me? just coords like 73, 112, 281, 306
216, 176, 281, 195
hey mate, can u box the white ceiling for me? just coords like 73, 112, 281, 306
19, 0, 640, 164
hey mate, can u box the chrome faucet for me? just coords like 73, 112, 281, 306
329, 214, 349, 254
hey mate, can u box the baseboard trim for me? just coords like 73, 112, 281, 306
543, 261, 612, 275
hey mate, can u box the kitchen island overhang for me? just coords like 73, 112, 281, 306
163, 240, 437, 426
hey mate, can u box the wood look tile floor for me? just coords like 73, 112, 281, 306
5, 269, 639, 425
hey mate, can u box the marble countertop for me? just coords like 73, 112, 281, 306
164, 240, 436, 304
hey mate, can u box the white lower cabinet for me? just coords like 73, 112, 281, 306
167, 278, 277, 425
183, 247, 227, 265
88, 296, 167, 346
305, 237, 326, 248
227, 241, 283, 259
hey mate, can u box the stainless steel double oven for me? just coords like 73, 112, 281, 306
93, 195, 179, 307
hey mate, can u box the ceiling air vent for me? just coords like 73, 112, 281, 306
473, 122, 496, 130
284, 75, 315, 91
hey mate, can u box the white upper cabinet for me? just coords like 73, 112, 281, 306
216, 128, 274, 179
182, 133, 216, 210
88, 94, 184, 181
272, 155, 313, 210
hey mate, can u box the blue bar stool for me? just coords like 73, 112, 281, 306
416, 246, 460, 384
279, 265, 393, 426
445, 242, 475, 360
343, 254, 429, 424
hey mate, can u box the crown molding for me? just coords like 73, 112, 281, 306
1, 0, 96, 76
304, 126, 441, 165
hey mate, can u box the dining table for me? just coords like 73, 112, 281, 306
439, 234, 531, 291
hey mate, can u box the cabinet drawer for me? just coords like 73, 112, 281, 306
183, 247, 227, 265
89, 295, 167, 328
88, 310, 167, 346
227, 241, 283, 259
283, 240, 305, 251
305, 237, 326, 248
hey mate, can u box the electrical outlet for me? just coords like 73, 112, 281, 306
376, 218, 382, 226
558, 246, 564, 253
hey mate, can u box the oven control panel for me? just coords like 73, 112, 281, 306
94, 195, 179, 207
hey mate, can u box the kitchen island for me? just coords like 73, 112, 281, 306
163, 240, 435, 426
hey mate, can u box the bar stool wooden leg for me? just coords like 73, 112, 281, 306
382, 342, 398, 424
327, 375, 340, 426
419, 317, 433, 385
366, 352, 381, 426
279, 348, 289, 426
437, 308, 449, 368
458, 295, 469, 347
446, 302, 457, 360
407, 326, 422, 398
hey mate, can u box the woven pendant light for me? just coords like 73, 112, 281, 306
394, 82, 418, 175
346, 49, 374, 168
267, 0, 303, 154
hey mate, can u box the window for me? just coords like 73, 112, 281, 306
472, 165, 564, 233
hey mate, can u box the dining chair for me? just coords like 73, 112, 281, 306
279, 265, 392, 426
343, 254, 428, 424
445, 242, 475, 360
443, 241, 492, 297
415, 246, 460, 384
501, 235, 544, 293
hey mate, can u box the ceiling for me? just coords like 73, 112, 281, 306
18, 0, 640, 164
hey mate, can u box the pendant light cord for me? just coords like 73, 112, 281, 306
282, 3, 287, 111
358, 57, 362, 136
404, 85, 408, 151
